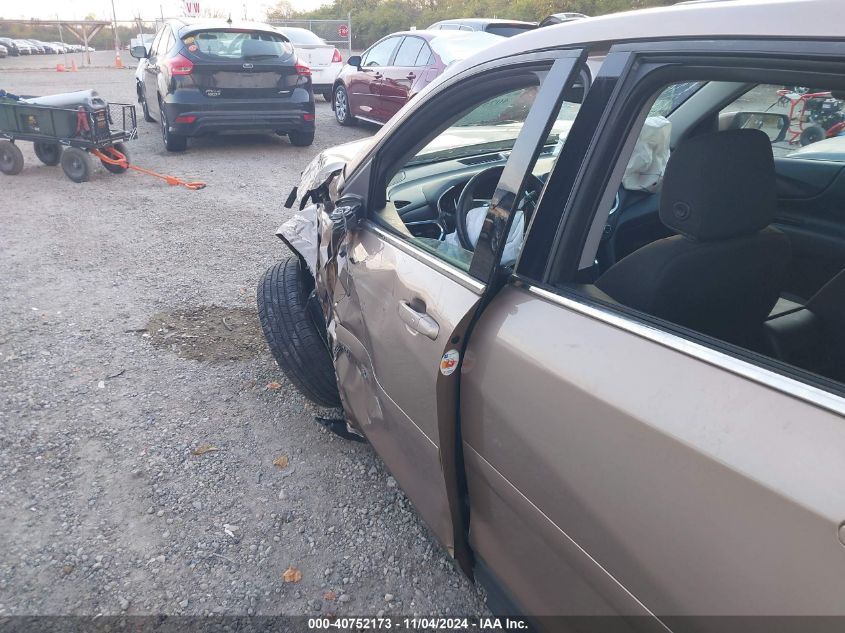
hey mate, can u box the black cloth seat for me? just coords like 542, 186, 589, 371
596, 129, 790, 348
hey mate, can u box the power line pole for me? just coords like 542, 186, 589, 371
110, 0, 121, 65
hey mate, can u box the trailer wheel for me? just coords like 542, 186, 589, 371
0, 141, 24, 175
257, 257, 341, 408
61, 147, 92, 183
34, 142, 62, 166
800, 124, 826, 146
100, 142, 130, 174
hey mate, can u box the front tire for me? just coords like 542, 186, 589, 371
0, 141, 24, 175
34, 142, 62, 166
257, 257, 341, 408
159, 99, 187, 152
322, 90, 332, 103
333, 85, 355, 126
139, 84, 155, 122
60, 147, 92, 183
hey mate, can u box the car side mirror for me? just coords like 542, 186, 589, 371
347, 55, 361, 69
720, 111, 789, 144
130, 45, 148, 60
330, 195, 364, 233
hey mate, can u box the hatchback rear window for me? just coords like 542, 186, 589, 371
485, 24, 536, 37
183, 30, 293, 60
429, 32, 503, 65
278, 28, 325, 46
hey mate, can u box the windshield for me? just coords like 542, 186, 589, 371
408, 83, 577, 165
184, 30, 293, 60
428, 32, 503, 65
279, 28, 325, 45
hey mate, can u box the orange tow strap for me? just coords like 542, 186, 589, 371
92, 147, 207, 190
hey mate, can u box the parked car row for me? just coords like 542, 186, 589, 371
129, 14, 584, 151
0, 37, 93, 56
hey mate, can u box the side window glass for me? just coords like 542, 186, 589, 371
558, 75, 845, 391
484, 77, 585, 267
363, 37, 398, 67
394, 37, 425, 67
165, 30, 176, 55
375, 61, 586, 273
414, 43, 433, 67
720, 84, 844, 159
155, 29, 171, 56
149, 30, 164, 57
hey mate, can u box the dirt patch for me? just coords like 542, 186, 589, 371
143, 305, 265, 363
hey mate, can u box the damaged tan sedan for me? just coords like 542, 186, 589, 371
258, 0, 845, 628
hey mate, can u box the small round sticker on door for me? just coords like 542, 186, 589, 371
440, 349, 460, 376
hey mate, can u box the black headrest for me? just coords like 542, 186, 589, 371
659, 129, 776, 242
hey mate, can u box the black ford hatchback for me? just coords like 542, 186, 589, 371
132, 19, 315, 152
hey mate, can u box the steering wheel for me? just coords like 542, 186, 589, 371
455, 166, 546, 252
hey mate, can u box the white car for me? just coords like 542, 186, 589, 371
13, 40, 34, 55
276, 26, 343, 101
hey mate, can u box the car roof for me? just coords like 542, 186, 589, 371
381, 29, 505, 42
168, 18, 281, 36
276, 26, 314, 33
450, 0, 843, 73
432, 18, 537, 26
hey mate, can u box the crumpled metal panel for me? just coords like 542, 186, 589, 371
278, 213, 319, 276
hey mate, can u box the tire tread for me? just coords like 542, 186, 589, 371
257, 258, 340, 407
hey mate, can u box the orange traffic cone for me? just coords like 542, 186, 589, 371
71, 60, 78, 72
115, 53, 124, 69
56, 63, 66, 72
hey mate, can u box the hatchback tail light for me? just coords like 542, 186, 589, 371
295, 61, 311, 76
331, 48, 343, 64
166, 53, 193, 75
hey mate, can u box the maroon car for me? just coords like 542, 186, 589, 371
331, 30, 503, 126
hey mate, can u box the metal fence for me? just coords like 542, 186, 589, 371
266, 16, 353, 56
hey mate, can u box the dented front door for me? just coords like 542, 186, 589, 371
330, 222, 482, 565
315, 50, 588, 570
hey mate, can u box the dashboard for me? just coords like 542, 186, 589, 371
386, 149, 560, 241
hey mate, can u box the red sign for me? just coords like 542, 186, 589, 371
338, 24, 349, 38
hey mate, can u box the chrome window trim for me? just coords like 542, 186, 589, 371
364, 220, 485, 294
525, 283, 845, 417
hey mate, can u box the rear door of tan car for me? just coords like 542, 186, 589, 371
332, 49, 587, 571
459, 42, 845, 627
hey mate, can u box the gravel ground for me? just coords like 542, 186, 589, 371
0, 66, 488, 619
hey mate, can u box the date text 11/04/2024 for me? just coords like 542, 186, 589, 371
307, 617, 530, 630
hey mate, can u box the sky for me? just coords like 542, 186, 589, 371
1, 0, 329, 22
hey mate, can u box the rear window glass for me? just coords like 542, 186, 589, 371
184, 30, 293, 59
485, 24, 535, 37
393, 37, 426, 67
279, 28, 325, 45
428, 32, 502, 65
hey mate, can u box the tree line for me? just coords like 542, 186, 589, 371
267, 0, 676, 48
